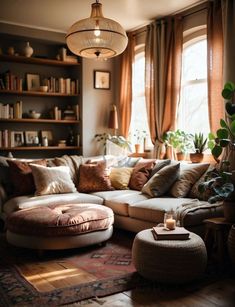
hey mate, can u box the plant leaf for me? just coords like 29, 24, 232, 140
208, 132, 215, 140
217, 128, 229, 139
212, 145, 223, 158
220, 119, 229, 129
231, 120, 235, 135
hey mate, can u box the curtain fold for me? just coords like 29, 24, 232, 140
119, 33, 135, 138
145, 17, 183, 158
207, 0, 224, 133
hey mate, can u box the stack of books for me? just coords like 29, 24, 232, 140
152, 226, 190, 240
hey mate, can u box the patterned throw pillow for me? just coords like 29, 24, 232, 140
30, 164, 76, 196
110, 167, 133, 190
142, 163, 180, 197
129, 160, 156, 191
77, 162, 113, 193
8, 159, 47, 196
170, 163, 210, 198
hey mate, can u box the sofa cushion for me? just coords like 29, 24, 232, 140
92, 190, 149, 216
110, 167, 133, 190
150, 159, 171, 178
142, 163, 180, 197
77, 162, 113, 193
128, 197, 190, 223
129, 160, 155, 191
8, 159, 47, 196
3, 192, 103, 215
6, 203, 114, 236
30, 164, 76, 196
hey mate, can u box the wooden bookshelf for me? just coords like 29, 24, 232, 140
0, 118, 79, 124
0, 146, 80, 151
0, 89, 78, 97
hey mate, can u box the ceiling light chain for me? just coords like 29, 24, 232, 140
66, 0, 128, 59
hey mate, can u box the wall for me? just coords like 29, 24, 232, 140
82, 58, 115, 156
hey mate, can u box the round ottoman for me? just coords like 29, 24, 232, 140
132, 229, 207, 283
6, 203, 114, 250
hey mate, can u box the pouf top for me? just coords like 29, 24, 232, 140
7, 203, 114, 237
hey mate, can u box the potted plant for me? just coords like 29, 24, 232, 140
94, 133, 131, 154
200, 81, 235, 222
163, 129, 193, 160
198, 161, 235, 222
133, 129, 147, 153
189, 133, 207, 163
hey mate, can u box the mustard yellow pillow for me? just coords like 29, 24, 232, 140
110, 167, 133, 190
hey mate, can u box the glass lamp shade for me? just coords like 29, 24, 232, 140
66, 2, 128, 59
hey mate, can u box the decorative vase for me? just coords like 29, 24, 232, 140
228, 225, 235, 267
223, 201, 235, 223
135, 144, 141, 153
189, 153, 204, 163
23, 42, 33, 57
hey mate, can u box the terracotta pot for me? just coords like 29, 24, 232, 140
176, 152, 186, 161
135, 144, 141, 153
223, 201, 235, 223
228, 225, 235, 267
189, 153, 204, 163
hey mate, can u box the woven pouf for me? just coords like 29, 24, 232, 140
132, 229, 207, 283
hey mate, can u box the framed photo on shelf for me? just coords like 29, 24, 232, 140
26, 73, 40, 91
11, 131, 24, 147
94, 70, 110, 90
41, 130, 53, 145
25, 131, 38, 145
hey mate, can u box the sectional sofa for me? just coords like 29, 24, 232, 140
0, 154, 223, 240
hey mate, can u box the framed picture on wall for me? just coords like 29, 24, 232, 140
25, 131, 38, 145
10, 131, 24, 147
94, 70, 110, 90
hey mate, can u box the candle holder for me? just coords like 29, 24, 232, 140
164, 211, 176, 230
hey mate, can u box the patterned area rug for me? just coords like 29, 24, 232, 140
0, 230, 146, 306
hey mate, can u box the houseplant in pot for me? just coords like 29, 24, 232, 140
133, 129, 147, 153
163, 129, 193, 160
189, 132, 207, 163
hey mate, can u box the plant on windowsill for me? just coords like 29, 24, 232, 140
133, 129, 147, 153
189, 132, 207, 163
163, 129, 193, 160
199, 81, 235, 222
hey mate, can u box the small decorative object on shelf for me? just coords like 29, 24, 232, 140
67, 128, 75, 146
7, 47, 15, 56
23, 42, 33, 57
42, 136, 48, 147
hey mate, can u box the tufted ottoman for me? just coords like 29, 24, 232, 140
6, 203, 114, 250
132, 229, 207, 283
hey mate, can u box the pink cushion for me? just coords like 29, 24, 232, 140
7, 204, 114, 237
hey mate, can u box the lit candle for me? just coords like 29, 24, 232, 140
166, 218, 176, 230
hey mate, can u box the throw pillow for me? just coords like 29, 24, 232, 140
77, 162, 113, 193
110, 167, 133, 190
150, 159, 171, 178
129, 160, 156, 191
142, 163, 180, 197
8, 159, 47, 196
170, 163, 210, 198
30, 164, 76, 196
189, 164, 215, 200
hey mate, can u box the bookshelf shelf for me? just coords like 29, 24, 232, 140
0, 146, 81, 151
0, 89, 78, 97
0, 118, 79, 124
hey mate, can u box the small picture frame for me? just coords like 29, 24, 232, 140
25, 131, 38, 145
11, 131, 24, 147
26, 73, 40, 91
94, 70, 110, 90
41, 130, 53, 145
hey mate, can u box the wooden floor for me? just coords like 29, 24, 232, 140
64, 275, 235, 307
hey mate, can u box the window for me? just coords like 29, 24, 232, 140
177, 35, 210, 137
129, 47, 151, 151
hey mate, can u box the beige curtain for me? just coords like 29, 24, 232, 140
207, 0, 224, 134
145, 16, 183, 158
119, 33, 135, 138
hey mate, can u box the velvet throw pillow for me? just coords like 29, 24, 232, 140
142, 163, 180, 197
30, 164, 76, 196
110, 167, 133, 190
8, 159, 47, 196
129, 160, 156, 191
77, 162, 113, 193
170, 163, 210, 198
150, 159, 171, 178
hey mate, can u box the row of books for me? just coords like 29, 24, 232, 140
53, 105, 79, 120
0, 101, 23, 119
0, 130, 23, 148
152, 226, 190, 240
0, 71, 23, 91
42, 77, 79, 95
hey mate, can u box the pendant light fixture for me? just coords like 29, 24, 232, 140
66, 0, 128, 59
